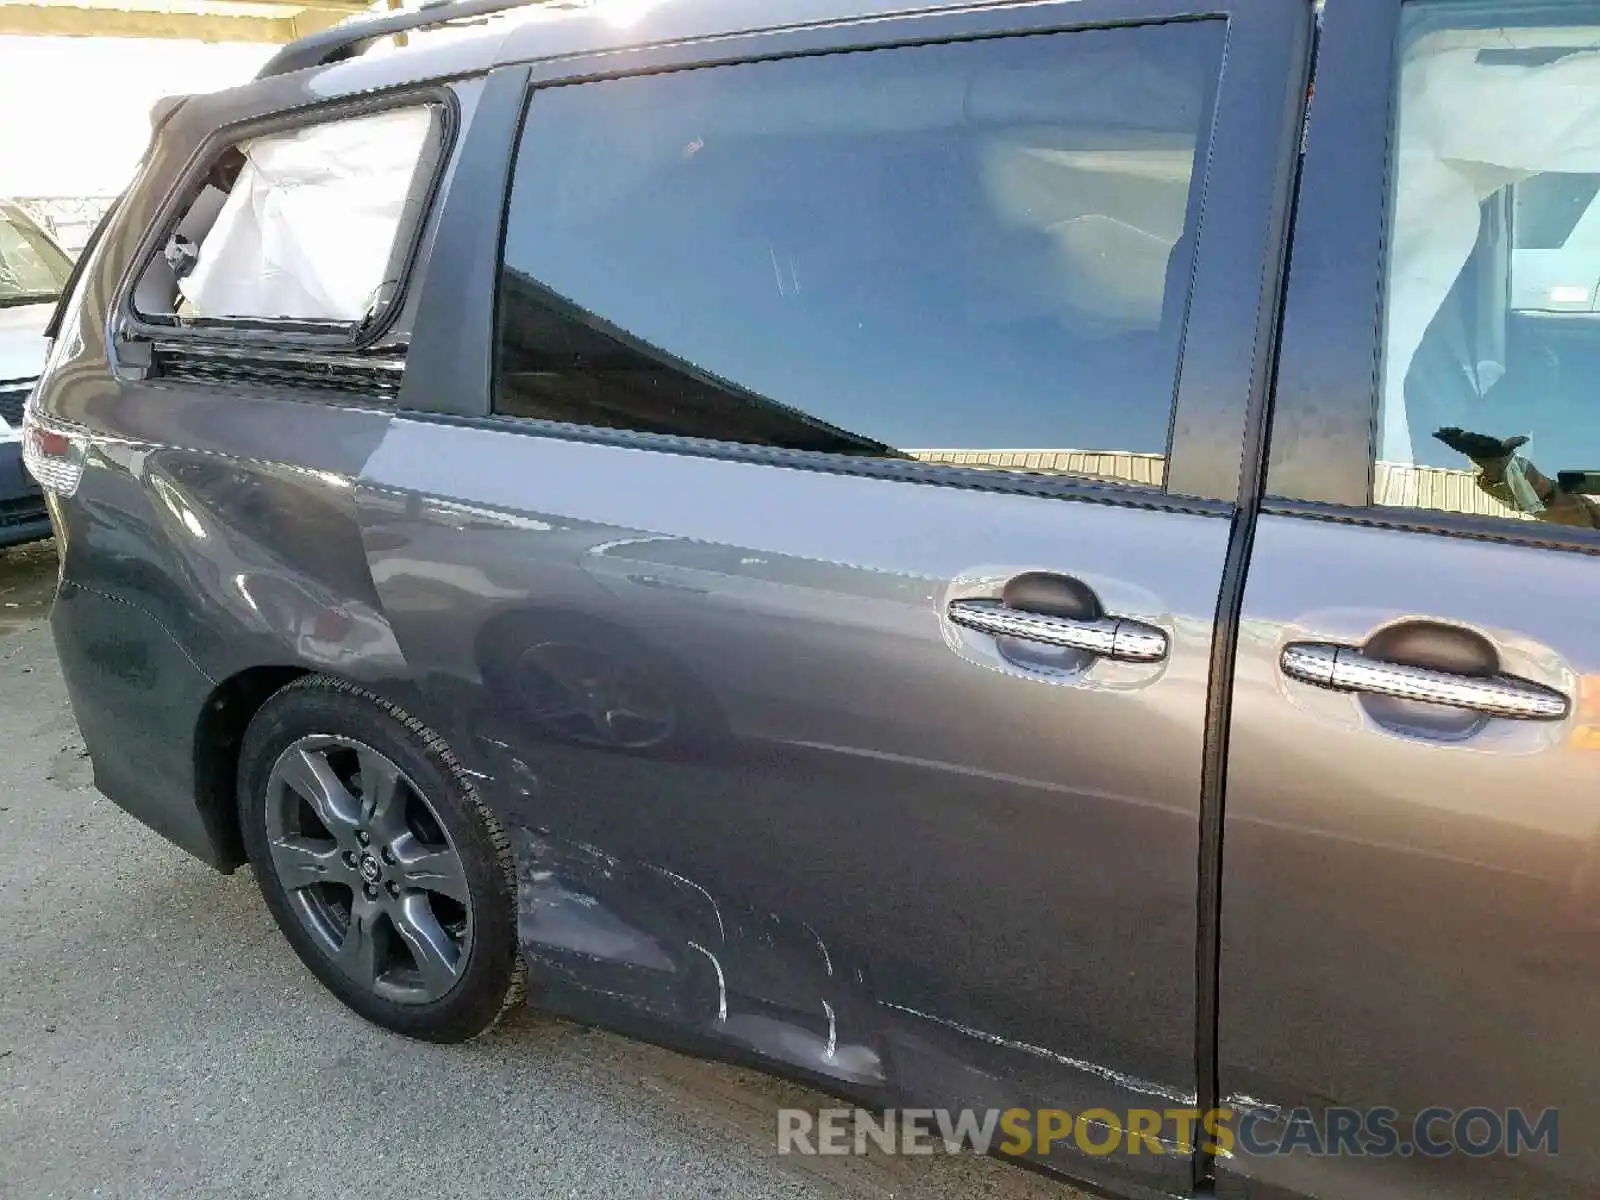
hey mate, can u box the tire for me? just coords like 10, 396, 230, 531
238, 674, 525, 1042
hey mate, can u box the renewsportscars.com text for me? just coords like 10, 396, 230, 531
776, 1106, 1559, 1159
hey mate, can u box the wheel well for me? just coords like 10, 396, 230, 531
194, 666, 310, 871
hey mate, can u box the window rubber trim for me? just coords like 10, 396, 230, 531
1262, 496, 1600, 556
150, 340, 406, 401
396, 409, 1236, 517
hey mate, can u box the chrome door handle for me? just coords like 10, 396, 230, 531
948, 598, 1168, 663
1281, 642, 1569, 721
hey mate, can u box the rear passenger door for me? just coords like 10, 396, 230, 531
1221, 0, 1600, 1196
370, 3, 1307, 1192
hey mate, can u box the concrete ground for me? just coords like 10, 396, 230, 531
0, 540, 1080, 1200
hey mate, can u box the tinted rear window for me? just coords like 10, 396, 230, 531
495, 23, 1224, 489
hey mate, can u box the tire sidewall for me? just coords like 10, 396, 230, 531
238, 678, 523, 1042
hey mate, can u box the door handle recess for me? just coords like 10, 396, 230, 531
1281, 642, 1569, 721
948, 598, 1168, 664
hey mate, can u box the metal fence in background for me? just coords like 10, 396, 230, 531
11, 196, 119, 257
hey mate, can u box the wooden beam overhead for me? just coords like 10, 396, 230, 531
186, 0, 371, 9
0, 1, 367, 42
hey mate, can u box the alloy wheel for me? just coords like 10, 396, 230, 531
263, 734, 472, 1005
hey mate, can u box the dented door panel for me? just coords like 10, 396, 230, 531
357, 418, 1226, 1190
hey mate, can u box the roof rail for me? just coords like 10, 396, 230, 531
256, 0, 576, 79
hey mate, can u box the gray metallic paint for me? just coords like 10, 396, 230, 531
28, 10, 1261, 1192
43, 2, 1600, 1199
1219, 517, 1600, 1199
42, 395, 406, 864
1214, 0, 1600, 1194
355, 417, 1228, 1191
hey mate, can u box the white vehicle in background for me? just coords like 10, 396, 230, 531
0, 199, 70, 548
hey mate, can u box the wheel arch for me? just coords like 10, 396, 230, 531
193, 664, 312, 871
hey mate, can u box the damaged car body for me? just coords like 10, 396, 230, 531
25, 0, 1600, 1198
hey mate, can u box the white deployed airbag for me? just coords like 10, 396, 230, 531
179, 106, 433, 323
1384, 32, 1600, 462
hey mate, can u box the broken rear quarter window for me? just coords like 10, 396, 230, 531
132, 105, 441, 331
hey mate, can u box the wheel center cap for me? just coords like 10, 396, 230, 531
357, 853, 383, 884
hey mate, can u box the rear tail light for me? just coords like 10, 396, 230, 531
23, 418, 87, 497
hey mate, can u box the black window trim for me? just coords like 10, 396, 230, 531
1264, 0, 1600, 554
409, 408, 1238, 515
114, 82, 462, 359
146, 338, 406, 404
427, 0, 1310, 509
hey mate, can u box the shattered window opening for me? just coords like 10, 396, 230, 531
132, 104, 442, 336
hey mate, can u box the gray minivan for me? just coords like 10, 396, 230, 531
24, 0, 1600, 1197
